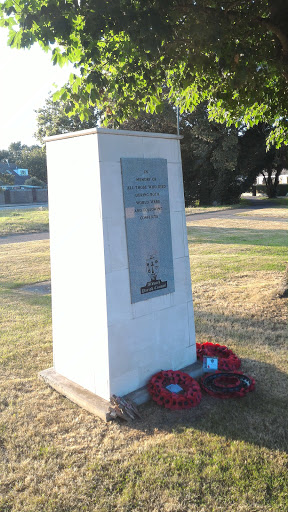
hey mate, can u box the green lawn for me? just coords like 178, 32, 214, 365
187, 217, 288, 283
0, 212, 287, 512
185, 196, 288, 215
0, 207, 49, 236
268, 197, 288, 206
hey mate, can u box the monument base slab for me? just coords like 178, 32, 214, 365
39, 368, 112, 422
39, 362, 204, 422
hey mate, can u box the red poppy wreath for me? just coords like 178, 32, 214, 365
148, 370, 202, 410
196, 342, 241, 372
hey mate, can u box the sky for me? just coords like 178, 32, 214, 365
0, 28, 74, 149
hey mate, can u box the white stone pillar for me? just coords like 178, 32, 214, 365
45, 128, 196, 404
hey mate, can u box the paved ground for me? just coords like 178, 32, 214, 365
2, 198, 286, 296
0, 199, 286, 246
0, 232, 49, 245
0, 202, 48, 210
0, 202, 48, 211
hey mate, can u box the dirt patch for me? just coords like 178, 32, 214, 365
19, 281, 51, 295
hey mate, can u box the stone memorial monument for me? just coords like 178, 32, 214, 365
40, 128, 199, 420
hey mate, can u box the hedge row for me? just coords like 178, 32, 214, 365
256, 184, 288, 195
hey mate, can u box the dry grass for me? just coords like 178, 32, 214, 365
0, 215, 288, 511
187, 217, 287, 230
0, 208, 49, 236
236, 208, 288, 218
0, 240, 51, 289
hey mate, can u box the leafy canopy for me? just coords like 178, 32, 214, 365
34, 92, 100, 143
7, 142, 47, 183
1, 0, 288, 145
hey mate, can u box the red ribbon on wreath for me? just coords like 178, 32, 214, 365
196, 342, 241, 372
148, 370, 202, 410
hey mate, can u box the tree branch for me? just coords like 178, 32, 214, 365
259, 18, 288, 56
258, 17, 288, 83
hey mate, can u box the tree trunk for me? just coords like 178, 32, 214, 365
266, 172, 275, 197
265, 168, 279, 198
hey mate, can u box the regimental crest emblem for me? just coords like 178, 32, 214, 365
141, 253, 167, 295
146, 254, 159, 282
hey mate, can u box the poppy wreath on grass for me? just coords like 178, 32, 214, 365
196, 342, 241, 372
200, 371, 255, 399
148, 370, 202, 410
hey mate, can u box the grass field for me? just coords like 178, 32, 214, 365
0, 207, 49, 236
0, 211, 287, 511
237, 207, 288, 218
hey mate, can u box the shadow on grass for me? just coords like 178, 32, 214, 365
130, 358, 288, 454
187, 226, 288, 247
127, 306, 288, 453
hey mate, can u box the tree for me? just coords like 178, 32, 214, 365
120, 101, 177, 135
7, 142, 47, 183
1, 1, 288, 145
24, 177, 47, 187
180, 104, 241, 205
35, 92, 100, 143
17, 145, 47, 183
237, 124, 288, 198
0, 150, 9, 162
121, 101, 262, 205
261, 144, 288, 198
8, 141, 23, 162
0, 171, 14, 187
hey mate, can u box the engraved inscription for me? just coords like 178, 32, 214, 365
121, 158, 175, 303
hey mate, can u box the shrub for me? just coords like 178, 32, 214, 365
256, 184, 288, 196
24, 177, 47, 188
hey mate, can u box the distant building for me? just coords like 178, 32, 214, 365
0, 162, 30, 187
14, 168, 29, 177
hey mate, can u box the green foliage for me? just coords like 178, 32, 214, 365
8, 141, 23, 161
18, 146, 47, 183
3, 142, 48, 183
256, 184, 288, 196
238, 125, 288, 198
35, 92, 100, 143
119, 101, 177, 134
123, 102, 257, 205
0, 149, 9, 161
1, 1, 288, 144
24, 177, 46, 187
181, 104, 243, 205
0, 170, 14, 186
122, 102, 288, 204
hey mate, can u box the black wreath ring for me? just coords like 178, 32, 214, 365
148, 370, 202, 410
200, 372, 255, 399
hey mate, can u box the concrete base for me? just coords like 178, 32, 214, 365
39, 362, 204, 421
39, 368, 112, 421
125, 361, 203, 405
